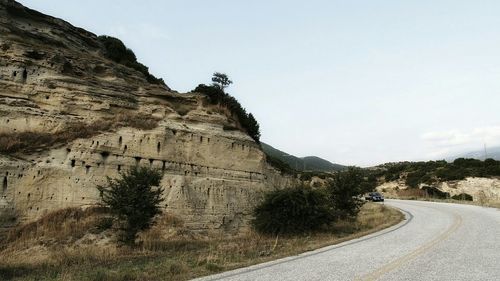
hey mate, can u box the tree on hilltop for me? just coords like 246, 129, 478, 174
212, 72, 233, 91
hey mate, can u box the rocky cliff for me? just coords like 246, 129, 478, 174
377, 178, 500, 204
0, 0, 292, 233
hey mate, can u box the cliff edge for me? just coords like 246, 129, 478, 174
0, 0, 292, 233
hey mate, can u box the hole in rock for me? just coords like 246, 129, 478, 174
100, 151, 110, 160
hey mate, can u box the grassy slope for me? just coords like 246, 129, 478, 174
0, 203, 403, 281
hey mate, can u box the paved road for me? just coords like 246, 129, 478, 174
195, 200, 500, 281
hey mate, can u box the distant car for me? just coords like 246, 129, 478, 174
365, 192, 384, 202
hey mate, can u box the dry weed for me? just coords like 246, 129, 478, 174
0, 113, 161, 154
0, 203, 403, 281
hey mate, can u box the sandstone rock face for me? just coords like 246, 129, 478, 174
376, 178, 500, 203
438, 177, 500, 203
0, 0, 293, 233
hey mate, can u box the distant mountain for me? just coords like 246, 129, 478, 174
261, 143, 346, 172
446, 146, 500, 161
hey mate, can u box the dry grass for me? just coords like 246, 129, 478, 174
0, 113, 160, 154
2, 207, 110, 248
0, 203, 403, 281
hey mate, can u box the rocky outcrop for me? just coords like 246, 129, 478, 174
376, 178, 500, 204
438, 177, 500, 203
0, 0, 294, 233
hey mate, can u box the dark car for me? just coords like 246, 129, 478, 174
365, 192, 384, 202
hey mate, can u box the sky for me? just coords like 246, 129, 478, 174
18, 0, 500, 166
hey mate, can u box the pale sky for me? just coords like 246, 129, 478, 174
18, 0, 500, 166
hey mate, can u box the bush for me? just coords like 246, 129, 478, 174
193, 84, 261, 143
405, 170, 427, 188
421, 186, 450, 199
451, 193, 473, 201
327, 167, 373, 219
435, 166, 467, 181
98, 35, 164, 85
253, 187, 334, 235
97, 167, 164, 245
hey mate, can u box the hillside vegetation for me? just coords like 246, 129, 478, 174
98, 35, 165, 85
375, 158, 500, 189
261, 143, 346, 172
193, 84, 261, 143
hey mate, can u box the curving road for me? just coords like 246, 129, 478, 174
195, 200, 500, 281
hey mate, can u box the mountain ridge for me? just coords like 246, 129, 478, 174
261, 142, 346, 172
446, 146, 500, 161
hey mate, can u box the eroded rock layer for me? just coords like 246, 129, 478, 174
0, 0, 292, 233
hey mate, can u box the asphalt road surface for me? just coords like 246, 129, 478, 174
195, 199, 500, 281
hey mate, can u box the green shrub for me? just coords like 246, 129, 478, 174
451, 193, 473, 201
253, 187, 333, 235
97, 167, 164, 245
421, 186, 450, 199
327, 167, 375, 219
405, 170, 428, 188
194, 84, 261, 143
435, 166, 467, 181
98, 35, 164, 85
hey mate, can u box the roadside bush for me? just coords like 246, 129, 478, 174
97, 167, 164, 245
327, 167, 374, 219
451, 193, 473, 201
253, 187, 333, 235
